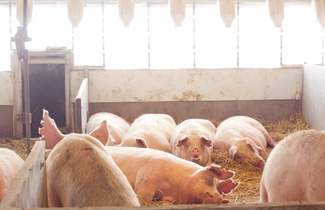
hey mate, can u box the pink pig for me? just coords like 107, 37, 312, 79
0, 148, 24, 201
85, 112, 130, 146
107, 146, 238, 204
40, 110, 239, 205
119, 114, 176, 153
40, 110, 140, 207
213, 116, 275, 168
170, 119, 216, 166
260, 130, 325, 202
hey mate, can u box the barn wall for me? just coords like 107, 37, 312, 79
0, 71, 13, 137
302, 65, 325, 130
71, 67, 303, 122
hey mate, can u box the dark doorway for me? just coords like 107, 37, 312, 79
22, 63, 66, 137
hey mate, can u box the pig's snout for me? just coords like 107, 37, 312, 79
255, 159, 265, 168
191, 147, 200, 157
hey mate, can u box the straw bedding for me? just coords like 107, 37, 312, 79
0, 113, 312, 205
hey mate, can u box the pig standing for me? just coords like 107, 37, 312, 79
40, 110, 239, 205
260, 130, 325, 202
41, 110, 140, 207
0, 148, 24, 201
119, 114, 176, 153
85, 112, 130, 146
170, 119, 216, 166
213, 116, 275, 168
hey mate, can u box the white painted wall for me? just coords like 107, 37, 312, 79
0, 71, 13, 105
1, 67, 303, 105
83, 67, 303, 103
303, 65, 325, 130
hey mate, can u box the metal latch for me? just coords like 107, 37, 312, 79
17, 112, 32, 124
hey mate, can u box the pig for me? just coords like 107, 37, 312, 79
40, 109, 239, 205
213, 116, 275, 168
41, 110, 140, 207
119, 114, 176, 153
106, 147, 239, 204
170, 119, 216, 166
260, 130, 325, 202
85, 112, 130, 146
0, 148, 24, 201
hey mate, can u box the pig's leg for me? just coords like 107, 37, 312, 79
39, 109, 65, 149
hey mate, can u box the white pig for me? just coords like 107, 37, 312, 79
40, 110, 239, 205
170, 119, 216, 166
85, 112, 130, 146
119, 114, 176, 153
0, 148, 24, 201
213, 116, 275, 168
41, 110, 140, 207
260, 129, 325, 202
107, 147, 238, 204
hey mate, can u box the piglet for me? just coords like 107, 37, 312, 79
213, 116, 275, 168
41, 110, 140, 207
119, 114, 176, 153
260, 130, 325, 202
40, 110, 238, 205
0, 148, 24, 201
170, 119, 216, 166
85, 112, 130, 146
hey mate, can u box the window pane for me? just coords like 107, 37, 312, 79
14, 3, 72, 50
0, 4, 10, 71
149, 2, 193, 69
195, 2, 237, 68
282, 3, 322, 65
74, 3, 103, 66
104, 2, 148, 69
239, 3, 280, 67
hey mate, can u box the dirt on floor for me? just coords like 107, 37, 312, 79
0, 112, 312, 206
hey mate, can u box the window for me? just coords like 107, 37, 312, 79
0, 0, 324, 71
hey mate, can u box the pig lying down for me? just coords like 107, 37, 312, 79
0, 148, 24, 201
85, 112, 130, 146
40, 109, 239, 205
40, 110, 140, 207
170, 119, 216, 166
213, 116, 275, 168
107, 147, 238, 204
119, 113, 176, 152
260, 129, 325, 202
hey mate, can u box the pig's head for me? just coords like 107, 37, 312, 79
176, 135, 213, 166
229, 138, 266, 168
180, 164, 238, 204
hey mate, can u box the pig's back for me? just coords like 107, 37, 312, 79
214, 119, 266, 151
260, 130, 325, 202
86, 112, 130, 134
107, 147, 200, 187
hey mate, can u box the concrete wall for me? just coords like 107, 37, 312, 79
0, 67, 304, 137
302, 65, 325, 130
0, 71, 13, 137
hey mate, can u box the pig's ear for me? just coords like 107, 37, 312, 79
107, 132, 117, 146
200, 135, 213, 148
89, 121, 109, 146
229, 146, 237, 159
216, 179, 239, 195
206, 164, 235, 180
242, 138, 266, 158
136, 137, 149, 148
176, 136, 188, 148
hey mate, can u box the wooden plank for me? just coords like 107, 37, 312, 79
75, 78, 89, 133
1, 141, 47, 208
